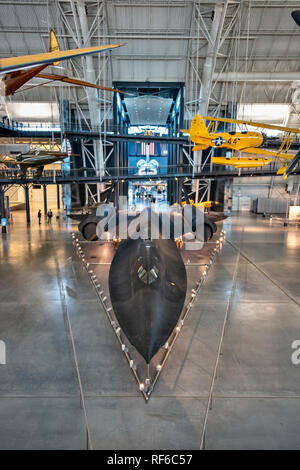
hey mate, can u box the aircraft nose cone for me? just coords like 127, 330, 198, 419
109, 238, 187, 363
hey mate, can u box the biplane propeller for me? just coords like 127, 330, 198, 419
182, 115, 300, 179
0, 30, 125, 96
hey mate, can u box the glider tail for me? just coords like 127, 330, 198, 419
49, 30, 60, 65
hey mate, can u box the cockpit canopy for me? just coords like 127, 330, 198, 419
137, 265, 159, 285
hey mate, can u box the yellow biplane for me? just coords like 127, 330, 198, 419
182, 115, 300, 179
181, 200, 219, 209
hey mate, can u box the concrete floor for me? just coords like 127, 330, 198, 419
0, 207, 300, 449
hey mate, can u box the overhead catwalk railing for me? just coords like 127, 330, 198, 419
0, 163, 297, 185
0, 121, 187, 142
1, 122, 299, 149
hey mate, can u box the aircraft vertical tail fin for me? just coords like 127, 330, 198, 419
49, 30, 60, 65
292, 11, 300, 27
189, 115, 210, 141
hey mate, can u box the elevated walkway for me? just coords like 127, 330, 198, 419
1, 122, 300, 149
0, 164, 299, 185
0, 123, 188, 145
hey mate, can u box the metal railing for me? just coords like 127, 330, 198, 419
0, 164, 195, 180
64, 123, 183, 138
0, 161, 294, 182
0, 120, 184, 138
2, 120, 300, 145
0, 121, 61, 131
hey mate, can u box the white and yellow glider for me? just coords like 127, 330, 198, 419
0, 43, 124, 74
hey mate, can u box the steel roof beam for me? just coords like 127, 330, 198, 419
213, 72, 300, 81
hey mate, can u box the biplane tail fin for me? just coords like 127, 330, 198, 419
49, 30, 61, 66
190, 115, 210, 142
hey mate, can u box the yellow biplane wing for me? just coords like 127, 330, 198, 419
0, 43, 124, 74
211, 156, 271, 168
239, 147, 294, 160
203, 116, 300, 134
0, 155, 14, 164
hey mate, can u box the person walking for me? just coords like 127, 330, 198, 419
37, 209, 42, 225
47, 209, 53, 224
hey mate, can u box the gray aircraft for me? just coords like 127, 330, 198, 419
4, 148, 75, 178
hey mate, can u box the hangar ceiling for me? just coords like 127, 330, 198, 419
0, 0, 300, 127
124, 96, 174, 126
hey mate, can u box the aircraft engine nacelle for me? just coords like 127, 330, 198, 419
191, 211, 217, 241
78, 214, 100, 241
78, 207, 217, 244
169, 207, 217, 242
78, 205, 120, 241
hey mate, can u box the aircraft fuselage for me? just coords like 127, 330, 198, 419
2, 64, 48, 96
193, 131, 263, 152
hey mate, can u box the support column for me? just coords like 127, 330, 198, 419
24, 185, 30, 224
294, 177, 300, 206
268, 175, 275, 199
0, 185, 5, 218
43, 184, 47, 216
76, 0, 105, 184
114, 182, 119, 210
193, 1, 228, 202
57, 184, 60, 210
178, 180, 183, 205
198, 3, 228, 116
174, 179, 179, 205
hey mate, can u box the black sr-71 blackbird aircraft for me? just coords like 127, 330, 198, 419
73, 185, 223, 364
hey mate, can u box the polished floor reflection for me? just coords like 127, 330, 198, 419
0, 207, 300, 449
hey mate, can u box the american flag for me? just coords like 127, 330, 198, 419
141, 142, 155, 155
62, 138, 72, 156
